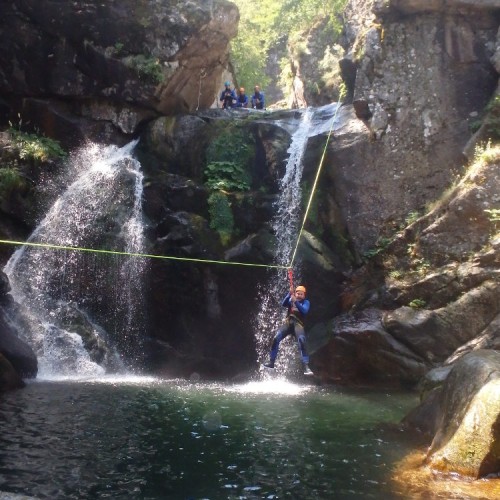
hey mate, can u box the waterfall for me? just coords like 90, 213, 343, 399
255, 104, 339, 374
4, 141, 146, 378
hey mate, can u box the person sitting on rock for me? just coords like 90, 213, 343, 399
251, 85, 265, 109
220, 81, 236, 109
234, 87, 249, 108
264, 285, 313, 375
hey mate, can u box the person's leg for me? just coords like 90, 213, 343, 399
265, 323, 291, 368
295, 324, 313, 374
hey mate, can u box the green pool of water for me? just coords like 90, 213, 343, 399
0, 376, 419, 499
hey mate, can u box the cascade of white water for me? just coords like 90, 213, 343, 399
254, 104, 339, 374
254, 109, 312, 373
4, 141, 146, 378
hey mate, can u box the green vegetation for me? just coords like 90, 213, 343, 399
408, 298, 426, 309
0, 167, 25, 200
125, 54, 164, 84
485, 208, 500, 234
205, 127, 253, 191
484, 95, 500, 139
230, 0, 347, 95
404, 210, 421, 226
204, 127, 254, 244
485, 208, 500, 223
207, 191, 235, 246
389, 269, 403, 280
8, 127, 67, 162
473, 140, 500, 166
205, 161, 250, 191
114, 42, 124, 54
1, 123, 66, 201
363, 236, 392, 259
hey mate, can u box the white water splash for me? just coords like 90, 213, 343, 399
229, 379, 311, 396
4, 141, 146, 378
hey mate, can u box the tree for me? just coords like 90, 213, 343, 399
230, 0, 347, 102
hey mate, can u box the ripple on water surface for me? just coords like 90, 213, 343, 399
2, 376, 483, 500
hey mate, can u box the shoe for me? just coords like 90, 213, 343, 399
263, 361, 275, 369
303, 364, 313, 376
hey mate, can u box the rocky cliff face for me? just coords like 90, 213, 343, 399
0, 0, 498, 399
1, 0, 500, 483
0, 0, 238, 146
310, 0, 500, 383
331, 0, 499, 252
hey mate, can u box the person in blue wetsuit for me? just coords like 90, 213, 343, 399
219, 81, 236, 109
264, 285, 313, 375
234, 87, 249, 108
251, 85, 265, 109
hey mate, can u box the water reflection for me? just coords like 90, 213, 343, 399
1, 379, 418, 499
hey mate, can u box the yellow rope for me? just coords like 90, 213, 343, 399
0, 96, 345, 273
0, 239, 289, 270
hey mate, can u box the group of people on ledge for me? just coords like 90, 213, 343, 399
219, 81, 265, 110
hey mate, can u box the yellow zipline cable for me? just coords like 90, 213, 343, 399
0, 239, 289, 270
288, 96, 344, 269
0, 98, 344, 272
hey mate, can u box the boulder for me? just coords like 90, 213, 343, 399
384, 280, 500, 363
311, 308, 428, 386
0, 271, 37, 380
328, 0, 499, 253
0, 309, 38, 379
0, 353, 25, 392
423, 350, 500, 478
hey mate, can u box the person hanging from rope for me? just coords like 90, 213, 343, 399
234, 87, 249, 108
251, 85, 265, 110
219, 81, 236, 109
263, 280, 313, 376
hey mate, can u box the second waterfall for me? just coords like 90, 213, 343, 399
4, 141, 146, 378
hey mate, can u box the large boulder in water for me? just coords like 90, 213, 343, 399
0, 353, 25, 392
405, 350, 500, 478
0, 311, 38, 380
0, 272, 38, 381
310, 308, 428, 386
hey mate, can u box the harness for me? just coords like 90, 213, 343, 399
221, 89, 234, 108
287, 302, 305, 326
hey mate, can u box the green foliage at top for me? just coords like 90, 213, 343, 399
125, 54, 164, 84
204, 127, 254, 245
1, 121, 66, 200
204, 127, 253, 192
8, 127, 67, 162
230, 0, 348, 92
205, 161, 250, 191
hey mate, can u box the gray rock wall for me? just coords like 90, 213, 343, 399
0, 0, 238, 145
327, 0, 499, 252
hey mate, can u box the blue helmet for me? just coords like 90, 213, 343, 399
224, 81, 231, 86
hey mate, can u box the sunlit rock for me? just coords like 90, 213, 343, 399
424, 350, 500, 478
